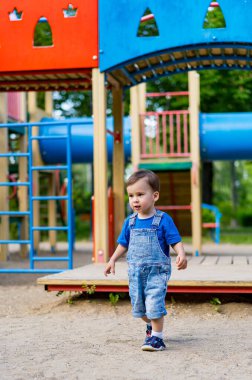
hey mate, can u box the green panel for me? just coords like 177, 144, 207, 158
139, 162, 192, 171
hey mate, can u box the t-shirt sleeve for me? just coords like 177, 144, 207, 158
162, 213, 181, 245
117, 218, 130, 248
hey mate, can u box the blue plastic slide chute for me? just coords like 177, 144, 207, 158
200, 113, 252, 161
39, 117, 132, 164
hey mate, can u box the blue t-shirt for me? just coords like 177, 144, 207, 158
117, 212, 181, 257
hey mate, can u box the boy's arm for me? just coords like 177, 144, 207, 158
171, 241, 187, 270
104, 244, 127, 276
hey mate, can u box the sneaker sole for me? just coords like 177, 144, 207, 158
141, 345, 166, 351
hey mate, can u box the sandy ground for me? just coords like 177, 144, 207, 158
0, 244, 252, 380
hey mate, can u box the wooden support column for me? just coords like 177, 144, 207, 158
92, 69, 108, 263
112, 86, 125, 242
19, 133, 28, 257
0, 93, 8, 260
189, 71, 202, 256
27, 92, 45, 252
130, 83, 146, 170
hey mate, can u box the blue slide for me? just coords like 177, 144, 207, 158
39, 113, 252, 164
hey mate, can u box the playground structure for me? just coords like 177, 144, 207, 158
0, 0, 251, 292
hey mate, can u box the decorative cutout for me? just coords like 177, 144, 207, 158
9, 8, 23, 21
203, 2, 226, 29
63, 4, 78, 18
137, 8, 159, 37
33, 17, 53, 47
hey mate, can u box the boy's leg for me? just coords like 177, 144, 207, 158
151, 316, 164, 333
141, 316, 152, 337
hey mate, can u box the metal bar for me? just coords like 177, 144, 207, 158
32, 226, 68, 231
32, 257, 69, 262
28, 124, 34, 270
0, 211, 29, 216
32, 165, 67, 171
156, 113, 160, 155
162, 114, 167, 154
176, 113, 181, 154
169, 113, 174, 154
66, 123, 73, 269
157, 205, 192, 210
0, 269, 63, 274
183, 113, 189, 154
0, 182, 29, 186
32, 196, 68, 201
146, 92, 189, 97
0, 240, 30, 244
0, 153, 29, 157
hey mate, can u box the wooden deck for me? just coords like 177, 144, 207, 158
37, 255, 252, 294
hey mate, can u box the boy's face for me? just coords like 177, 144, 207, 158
127, 178, 159, 218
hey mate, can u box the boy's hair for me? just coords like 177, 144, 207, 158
126, 170, 160, 192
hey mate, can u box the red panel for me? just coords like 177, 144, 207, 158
0, 1, 98, 71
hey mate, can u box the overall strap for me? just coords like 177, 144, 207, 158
151, 209, 164, 228
129, 212, 137, 228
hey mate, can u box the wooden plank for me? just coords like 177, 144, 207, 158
201, 256, 218, 265
218, 256, 233, 265
233, 256, 248, 265
189, 256, 205, 265
189, 72, 202, 256
112, 86, 125, 242
92, 69, 108, 262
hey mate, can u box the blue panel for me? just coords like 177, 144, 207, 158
200, 112, 252, 161
39, 117, 132, 164
99, 0, 252, 71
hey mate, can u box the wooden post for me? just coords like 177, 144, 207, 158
0, 93, 8, 260
130, 83, 146, 170
92, 68, 108, 263
19, 133, 28, 257
112, 86, 125, 242
27, 92, 45, 252
189, 71, 202, 256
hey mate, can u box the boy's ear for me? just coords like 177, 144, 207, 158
154, 191, 159, 202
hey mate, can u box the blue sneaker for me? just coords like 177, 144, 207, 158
146, 324, 152, 337
141, 336, 166, 351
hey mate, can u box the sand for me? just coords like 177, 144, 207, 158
0, 280, 251, 380
0, 243, 252, 380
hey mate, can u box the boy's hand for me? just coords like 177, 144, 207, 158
104, 259, 115, 276
176, 254, 187, 270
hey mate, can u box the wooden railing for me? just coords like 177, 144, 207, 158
140, 110, 190, 159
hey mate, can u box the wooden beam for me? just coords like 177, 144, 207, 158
112, 86, 125, 243
0, 94, 8, 260
92, 69, 109, 263
189, 71, 202, 256
130, 83, 146, 170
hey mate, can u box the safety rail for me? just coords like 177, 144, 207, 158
140, 110, 190, 159
157, 203, 222, 244
0, 120, 79, 273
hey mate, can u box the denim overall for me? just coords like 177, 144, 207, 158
127, 210, 171, 319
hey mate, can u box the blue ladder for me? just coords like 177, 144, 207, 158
0, 122, 73, 273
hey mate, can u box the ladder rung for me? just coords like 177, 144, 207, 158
32, 226, 68, 231
0, 182, 30, 186
0, 211, 29, 216
31, 135, 68, 141
0, 240, 30, 244
32, 165, 67, 171
32, 257, 69, 262
0, 153, 29, 158
32, 196, 68, 201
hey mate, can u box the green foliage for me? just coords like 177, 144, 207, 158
82, 283, 96, 295
210, 297, 222, 312
34, 19, 53, 47
203, 5, 226, 29
109, 293, 120, 306
237, 209, 252, 227
137, 8, 159, 37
